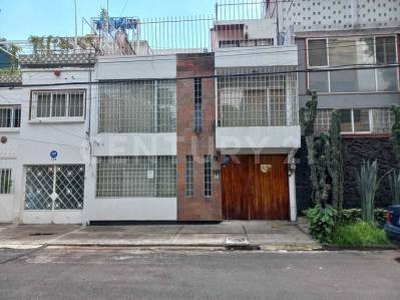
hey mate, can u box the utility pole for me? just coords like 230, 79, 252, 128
74, 0, 78, 49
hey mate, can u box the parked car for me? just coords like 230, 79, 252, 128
384, 205, 400, 243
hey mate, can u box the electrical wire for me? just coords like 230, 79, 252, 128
1, 33, 399, 66
0, 62, 398, 89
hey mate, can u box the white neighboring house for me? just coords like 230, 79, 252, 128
0, 51, 94, 224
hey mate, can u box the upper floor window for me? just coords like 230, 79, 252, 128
0, 105, 21, 129
315, 108, 394, 134
98, 80, 176, 133
308, 36, 399, 93
217, 67, 298, 127
194, 78, 202, 133
30, 90, 85, 121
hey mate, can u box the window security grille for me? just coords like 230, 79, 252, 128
194, 78, 202, 132
217, 66, 298, 127
25, 165, 85, 210
0, 105, 21, 128
98, 80, 176, 133
96, 156, 177, 198
31, 90, 85, 121
0, 168, 12, 194
185, 155, 194, 197
204, 155, 212, 197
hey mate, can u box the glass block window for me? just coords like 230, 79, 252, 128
96, 156, 177, 198
0, 105, 21, 128
204, 155, 212, 197
31, 90, 85, 121
185, 155, 194, 197
98, 80, 176, 133
194, 78, 202, 133
217, 66, 298, 127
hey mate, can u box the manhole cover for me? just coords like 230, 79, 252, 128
29, 233, 55, 236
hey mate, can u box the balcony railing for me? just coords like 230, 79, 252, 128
0, 70, 22, 86
19, 49, 95, 67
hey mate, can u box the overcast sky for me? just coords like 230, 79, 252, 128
0, 0, 215, 40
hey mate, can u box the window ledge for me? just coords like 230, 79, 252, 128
341, 133, 391, 139
301, 91, 400, 96
0, 128, 20, 133
29, 119, 85, 124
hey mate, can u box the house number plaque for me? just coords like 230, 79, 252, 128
260, 164, 272, 173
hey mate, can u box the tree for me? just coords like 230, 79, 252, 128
300, 90, 319, 203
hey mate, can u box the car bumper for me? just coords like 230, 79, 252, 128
384, 223, 400, 242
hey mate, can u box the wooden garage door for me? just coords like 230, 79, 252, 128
221, 155, 289, 220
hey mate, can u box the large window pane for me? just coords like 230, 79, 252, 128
377, 67, 398, 91
96, 156, 176, 198
353, 109, 370, 132
36, 93, 51, 118
339, 109, 352, 132
308, 39, 327, 67
69, 93, 84, 117
309, 71, 329, 92
330, 69, 375, 92
269, 89, 286, 126
329, 38, 374, 66
51, 93, 67, 117
99, 80, 176, 133
376, 36, 396, 64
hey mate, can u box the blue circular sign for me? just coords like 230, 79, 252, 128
50, 150, 58, 159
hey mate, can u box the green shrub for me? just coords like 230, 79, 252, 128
340, 208, 387, 228
357, 160, 378, 223
331, 221, 391, 247
389, 170, 400, 204
305, 204, 336, 244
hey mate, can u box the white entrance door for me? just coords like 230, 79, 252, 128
23, 165, 85, 224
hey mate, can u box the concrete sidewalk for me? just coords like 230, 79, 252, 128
0, 221, 320, 251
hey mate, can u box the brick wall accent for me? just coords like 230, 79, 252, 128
176, 53, 222, 221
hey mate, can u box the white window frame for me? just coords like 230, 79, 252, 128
307, 35, 399, 93
0, 105, 21, 130
0, 168, 13, 194
340, 109, 372, 134
30, 89, 86, 122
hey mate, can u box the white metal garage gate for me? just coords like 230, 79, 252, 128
23, 165, 85, 224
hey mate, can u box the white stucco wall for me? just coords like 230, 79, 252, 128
0, 68, 92, 224
215, 45, 298, 68
87, 198, 177, 221
95, 55, 177, 80
93, 133, 177, 156
216, 126, 301, 153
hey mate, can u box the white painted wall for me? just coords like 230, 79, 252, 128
215, 45, 298, 68
216, 126, 301, 153
93, 133, 177, 156
87, 198, 177, 221
0, 68, 92, 224
96, 55, 177, 80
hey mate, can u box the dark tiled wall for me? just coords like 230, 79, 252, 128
296, 136, 396, 212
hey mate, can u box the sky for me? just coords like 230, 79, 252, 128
0, 0, 216, 40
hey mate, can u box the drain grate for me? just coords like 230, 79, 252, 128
29, 232, 55, 236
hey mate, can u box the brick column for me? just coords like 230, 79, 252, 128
176, 53, 222, 221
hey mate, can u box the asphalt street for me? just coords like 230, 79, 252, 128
0, 248, 399, 300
